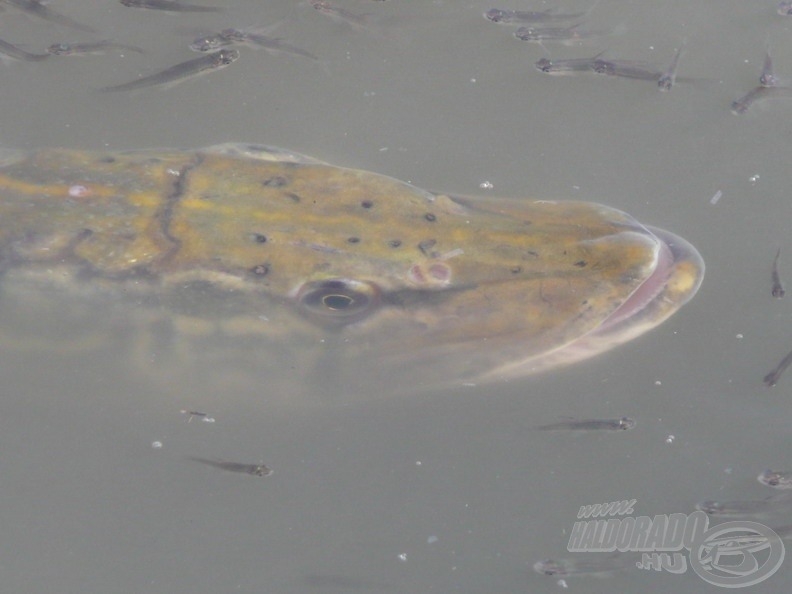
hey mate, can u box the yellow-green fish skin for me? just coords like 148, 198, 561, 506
0, 144, 704, 393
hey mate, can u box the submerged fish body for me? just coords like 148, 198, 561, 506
310, 0, 369, 29
100, 49, 238, 92
485, 8, 586, 24
535, 52, 606, 75
536, 416, 636, 431
0, 144, 704, 396
1, 0, 96, 32
0, 37, 49, 61
189, 28, 317, 60
47, 40, 145, 56
119, 0, 223, 13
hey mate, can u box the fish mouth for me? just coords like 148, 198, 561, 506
596, 226, 704, 335
558, 225, 704, 363
485, 224, 705, 379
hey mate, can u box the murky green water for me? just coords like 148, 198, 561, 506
1, 1, 791, 592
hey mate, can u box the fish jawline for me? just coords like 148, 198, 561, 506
481, 226, 704, 380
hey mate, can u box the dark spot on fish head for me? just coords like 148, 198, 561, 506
262, 176, 288, 188
245, 144, 270, 153
418, 239, 436, 256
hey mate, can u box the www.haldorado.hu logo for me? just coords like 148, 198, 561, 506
567, 500, 785, 587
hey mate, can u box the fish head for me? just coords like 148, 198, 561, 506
189, 35, 224, 52
47, 43, 72, 55
484, 9, 507, 23
170, 153, 703, 388
0, 147, 704, 398
535, 58, 553, 72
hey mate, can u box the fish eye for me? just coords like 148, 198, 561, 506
297, 279, 380, 323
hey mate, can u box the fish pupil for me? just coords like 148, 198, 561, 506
322, 294, 354, 310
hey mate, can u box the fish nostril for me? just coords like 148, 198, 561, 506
428, 263, 451, 282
